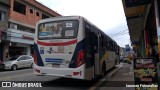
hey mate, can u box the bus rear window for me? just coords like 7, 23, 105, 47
38, 20, 79, 39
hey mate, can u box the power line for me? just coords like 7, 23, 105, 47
108, 29, 128, 36
110, 32, 129, 38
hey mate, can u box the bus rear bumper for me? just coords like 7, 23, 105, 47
33, 64, 85, 80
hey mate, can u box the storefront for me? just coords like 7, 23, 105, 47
6, 28, 34, 58
8, 42, 33, 57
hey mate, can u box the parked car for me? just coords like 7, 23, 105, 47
122, 56, 128, 61
0, 55, 34, 71
122, 56, 132, 64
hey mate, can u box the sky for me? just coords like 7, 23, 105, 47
36, 0, 130, 47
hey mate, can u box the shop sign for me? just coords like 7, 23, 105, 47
10, 32, 34, 41
0, 22, 8, 30
134, 58, 157, 83
134, 58, 158, 90
125, 44, 130, 52
22, 35, 34, 40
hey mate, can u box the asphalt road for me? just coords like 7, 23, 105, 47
0, 68, 59, 81
0, 68, 100, 90
0, 64, 123, 90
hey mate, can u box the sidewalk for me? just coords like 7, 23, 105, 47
99, 63, 135, 90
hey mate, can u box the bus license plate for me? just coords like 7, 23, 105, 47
52, 64, 60, 68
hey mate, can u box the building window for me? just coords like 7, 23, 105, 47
13, 1, 26, 15
36, 12, 39, 16
0, 12, 5, 21
10, 23, 17, 29
30, 9, 33, 14
42, 14, 49, 19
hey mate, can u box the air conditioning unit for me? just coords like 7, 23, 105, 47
10, 23, 17, 29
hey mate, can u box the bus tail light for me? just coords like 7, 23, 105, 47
73, 71, 81, 76
73, 72, 79, 76
34, 51, 38, 65
76, 50, 84, 68
35, 68, 40, 73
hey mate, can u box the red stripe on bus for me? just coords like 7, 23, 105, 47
37, 39, 77, 46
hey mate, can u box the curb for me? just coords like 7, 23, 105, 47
89, 64, 125, 90
106, 63, 124, 77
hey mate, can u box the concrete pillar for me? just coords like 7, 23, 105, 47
27, 45, 31, 55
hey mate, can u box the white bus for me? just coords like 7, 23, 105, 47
34, 16, 120, 80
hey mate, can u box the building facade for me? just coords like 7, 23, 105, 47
122, 0, 160, 84
0, 0, 10, 62
122, 0, 157, 58
2, 0, 61, 61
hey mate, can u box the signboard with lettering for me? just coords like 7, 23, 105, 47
134, 58, 158, 90
134, 58, 157, 83
125, 0, 151, 8
125, 44, 130, 52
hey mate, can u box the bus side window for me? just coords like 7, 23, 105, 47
106, 39, 109, 51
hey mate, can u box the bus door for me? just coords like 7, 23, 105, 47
85, 25, 100, 76
86, 31, 100, 75
85, 31, 95, 69
94, 34, 100, 75
88, 32, 99, 76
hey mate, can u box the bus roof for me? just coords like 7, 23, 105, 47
37, 16, 118, 46
82, 17, 117, 44
37, 16, 83, 23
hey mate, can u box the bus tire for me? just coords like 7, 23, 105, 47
31, 63, 33, 68
101, 62, 106, 77
115, 59, 117, 65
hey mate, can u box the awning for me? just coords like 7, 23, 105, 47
122, 0, 152, 44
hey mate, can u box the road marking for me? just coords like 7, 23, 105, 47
107, 65, 123, 77
0, 73, 33, 80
